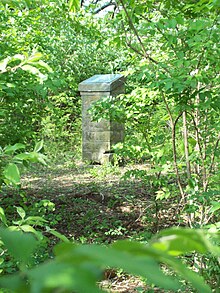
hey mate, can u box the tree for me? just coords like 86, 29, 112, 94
90, 0, 220, 226
0, 0, 126, 147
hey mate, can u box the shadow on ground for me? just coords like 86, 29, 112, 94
0, 162, 180, 293
20, 163, 178, 244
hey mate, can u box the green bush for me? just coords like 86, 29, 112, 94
0, 141, 47, 190
0, 1, 128, 149
0, 227, 219, 292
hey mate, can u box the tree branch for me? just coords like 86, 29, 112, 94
209, 133, 220, 176
120, 19, 146, 58
94, 1, 116, 14
183, 111, 191, 179
196, 17, 219, 70
116, 0, 167, 69
161, 92, 185, 201
140, 14, 180, 60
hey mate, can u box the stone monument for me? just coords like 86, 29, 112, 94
78, 74, 125, 163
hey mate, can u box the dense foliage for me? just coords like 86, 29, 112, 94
0, 0, 126, 149
0, 227, 219, 292
91, 0, 220, 227
0, 0, 219, 292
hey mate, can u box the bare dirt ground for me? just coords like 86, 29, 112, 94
18, 162, 179, 292
21, 162, 178, 240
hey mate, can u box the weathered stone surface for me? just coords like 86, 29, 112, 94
84, 131, 110, 142
79, 74, 125, 163
79, 74, 125, 92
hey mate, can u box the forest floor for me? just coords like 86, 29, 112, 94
3, 160, 181, 292
21, 161, 180, 242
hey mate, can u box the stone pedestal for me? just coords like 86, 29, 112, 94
79, 74, 125, 163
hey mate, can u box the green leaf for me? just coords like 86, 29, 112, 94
14, 151, 47, 165
50, 235, 215, 293
27, 60, 53, 73
21, 64, 46, 80
36, 60, 53, 73
155, 188, 170, 200
154, 230, 204, 255
165, 81, 173, 90
20, 225, 44, 241
46, 227, 70, 243
13, 153, 31, 161
7, 226, 20, 231
0, 228, 38, 264
27, 52, 43, 63
24, 152, 41, 163
16, 207, 26, 220
69, 0, 80, 12
169, 19, 177, 28
6, 82, 16, 88
24, 216, 48, 226
176, 16, 184, 25
0, 207, 8, 226
55, 242, 179, 290
4, 143, 25, 155
34, 140, 44, 152
0, 273, 27, 292
3, 163, 20, 186
165, 254, 212, 293
21, 64, 40, 75
11, 54, 25, 61
210, 201, 220, 213
36, 154, 47, 165
0, 56, 10, 72
28, 261, 103, 293
155, 228, 218, 256
0, 0, 29, 9
75, 244, 180, 290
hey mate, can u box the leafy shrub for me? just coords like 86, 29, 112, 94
0, 227, 219, 292
0, 141, 47, 190
0, 1, 128, 149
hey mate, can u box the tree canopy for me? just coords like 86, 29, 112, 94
0, 0, 219, 292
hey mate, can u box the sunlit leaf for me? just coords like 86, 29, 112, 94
13, 153, 31, 161
155, 228, 220, 256
69, 0, 80, 12
36, 60, 53, 72
3, 163, 20, 185
46, 227, 70, 243
21, 64, 46, 80
27, 52, 43, 63
20, 225, 44, 241
4, 143, 25, 155
0, 207, 8, 227
16, 206, 26, 220
0, 57, 10, 72
210, 201, 220, 213
25, 216, 48, 226
34, 140, 44, 152
11, 54, 25, 61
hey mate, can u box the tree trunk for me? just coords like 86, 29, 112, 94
183, 111, 191, 180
